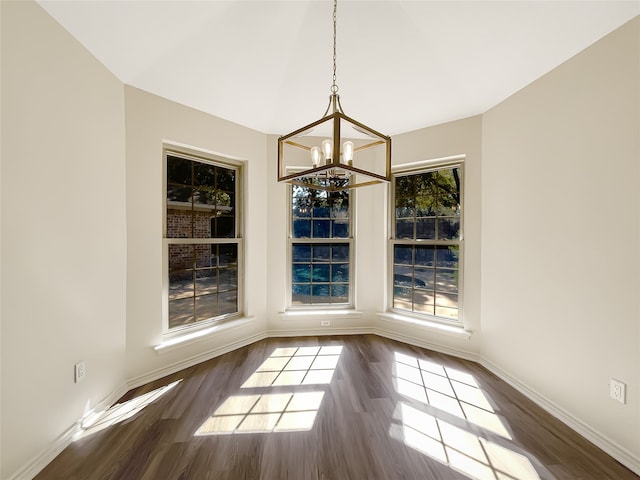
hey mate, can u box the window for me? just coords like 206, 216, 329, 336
290, 179, 352, 307
391, 165, 462, 322
165, 149, 242, 330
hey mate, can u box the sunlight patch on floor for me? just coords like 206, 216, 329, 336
393, 351, 510, 438
197, 344, 344, 436
195, 391, 325, 435
391, 402, 541, 480
241, 345, 343, 388
74, 380, 182, 441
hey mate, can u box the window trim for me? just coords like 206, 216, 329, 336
162, 146, 244, 334
286, 184, 356, 310
388, 159, 464, 326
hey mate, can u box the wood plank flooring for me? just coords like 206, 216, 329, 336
36, 335, 638, 480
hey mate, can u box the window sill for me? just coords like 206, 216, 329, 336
279, 309, 363, 322
154, 316, 254, 355
376, 312, 472, 339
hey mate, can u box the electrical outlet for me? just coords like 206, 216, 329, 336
609, 378, 626, 404
321, 320, 330, 327
75, 361, 87, 383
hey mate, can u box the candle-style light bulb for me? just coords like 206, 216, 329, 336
322, 139, 333, 163
310, 146, 321, 167
342, 141, 354, 165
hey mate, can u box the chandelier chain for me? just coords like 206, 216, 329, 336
331, 0, 338, 93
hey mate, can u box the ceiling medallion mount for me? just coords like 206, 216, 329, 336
277, 0, 391, 192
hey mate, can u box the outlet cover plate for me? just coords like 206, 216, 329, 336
610, 378, 626, 404
75, 361, 87, 383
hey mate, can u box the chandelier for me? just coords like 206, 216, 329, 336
277, 0, 391, 192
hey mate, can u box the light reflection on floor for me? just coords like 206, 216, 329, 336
74, 380, 182, 441
195, 345, 343, 436
195, 391, 325, 435
391, 352, 543, 480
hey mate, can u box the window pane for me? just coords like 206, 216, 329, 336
416, 218, 436, 239
436, 292, 458, 309
332, 220, 349, 238
293, 198, 311, 217
311, 284, 331, 304
437, 217, 460, 240
219, 290, 238, 316
193, 162, 215, 186
214, 216, 235, 238
435, 269, 458, 293
219, 267, 237, 292
393, 287, 412, 310
396, 197, 414, 218
415, 246, 435, 266
312, 202, 330, 218
415, 172, 438, 196
293, 219, 311, 238
167, 205, 193, 239
313, 220, 330, 238
415, 196, 436, 217
331, 264, 349, 282
396, 220, 414, 239
169, 297, 194, 327
394, 265, 413, 287
437, 168, 460, 195
332, 245, 349, 261
331, 284, 349, 303
394, 245, 413, 265
292, 284, 311, 305
167, 184, 193, 203
436, 246, 459, 268
292, 264, 311, 283
436, 194, 460, 216
195, 269, 217, 295
395, 175, 413, 197
167, 156, 192, 185
292, 245, 311, 262
195, 294, 217, 322
331, 198, 349, 219
414, 267, 435, 290
312, 245, 330, 262
169, 270, 193, 301
169, 244, 193, 271
217, 168, 235, 191
218, 244, 238, 266
312, 264, 330, 282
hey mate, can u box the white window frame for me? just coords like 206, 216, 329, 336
389, 159, 464, 326
162, 146, 244, 334
287, 184, 355, 310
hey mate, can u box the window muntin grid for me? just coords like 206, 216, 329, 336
391, 166, 462, 322
290, 178, 352, 307
165, 151, 241, 330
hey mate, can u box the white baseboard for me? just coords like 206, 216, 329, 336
479, 357, 640, 476
266, 326, 373, 337
372, 326, 480, 363
128, 331, 267, 389
8, 382, 129, 480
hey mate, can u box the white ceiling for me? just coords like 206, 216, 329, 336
37, 1, 639, 136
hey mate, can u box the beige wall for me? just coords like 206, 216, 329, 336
481, 17, 640, 459
2, 0, 639, 477
1, 2, 127, 478
124, 87, 268, 382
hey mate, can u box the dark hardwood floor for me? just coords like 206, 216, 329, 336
36, 335, 638, 480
